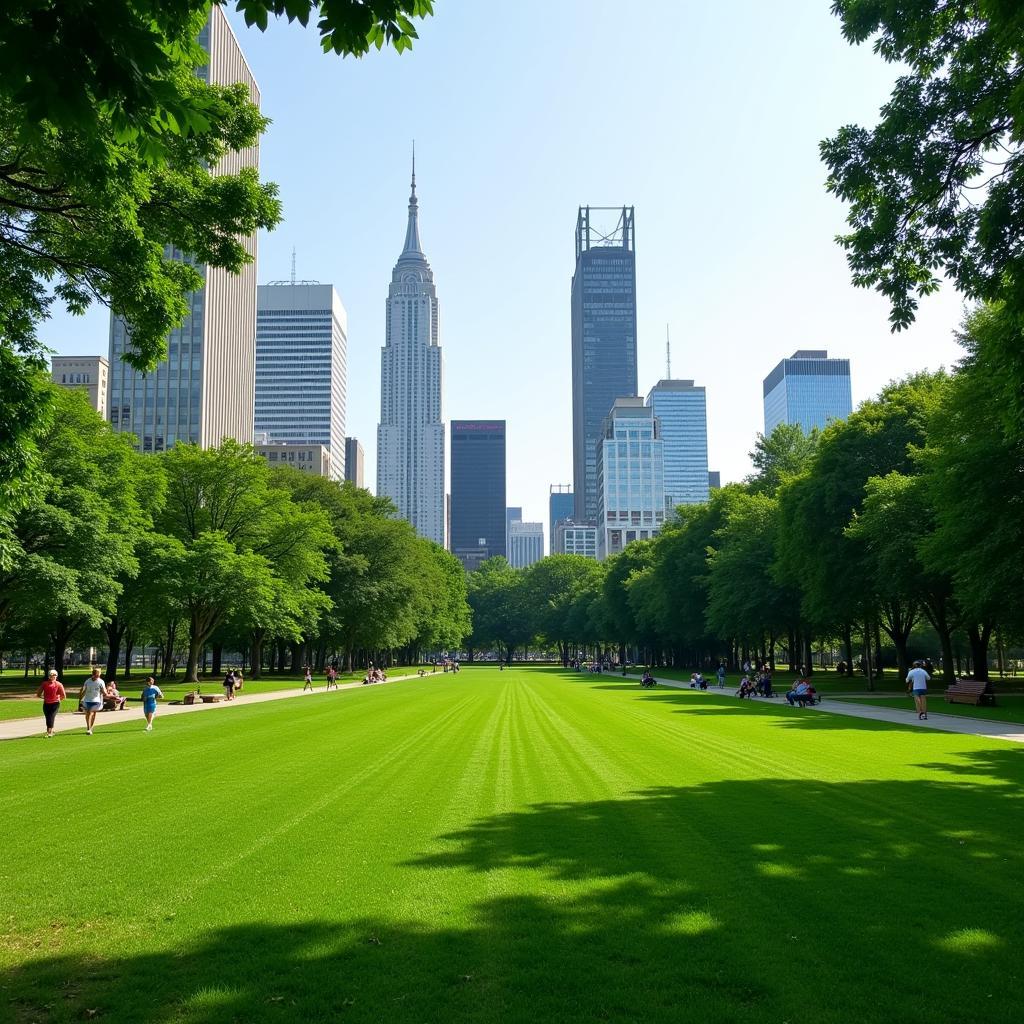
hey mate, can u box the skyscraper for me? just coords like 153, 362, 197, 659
108, 7, 260, 451
344, 437, 364, 488
763, 350, 852, 435
548, 485, 574, 554
506, 506, 523, 554
596, 398, 665, 560
255, 282, 347, 479
508, 521, 544, 568
645, 379, 709, 510
450, 420, 506, 571
571, 206, 638, 522
377, 155, 445, 544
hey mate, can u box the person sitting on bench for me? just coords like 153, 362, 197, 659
738, 675, 754, 698
786, 680, 810, 705
104, 680, 128, 711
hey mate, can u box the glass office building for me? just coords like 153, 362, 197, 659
763, 350, 852, 435
571, 206, 638, 523
645, 379, 709, 511
450, 420, 506, 572
508, 521, 544, 568
596, 398, 665, 560
255, 283, 347, 480
548, 485, 574, 554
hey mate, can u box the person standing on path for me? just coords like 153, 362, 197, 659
303, 665, 313, 691
79, 667, 108, 735
36, 669, 66, 737
222, 670, 235, 701
141, 677, 164, 731
716, 663, 726, 688
907, 660, 930, 720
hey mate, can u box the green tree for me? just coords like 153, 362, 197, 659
746, 423, 819, 496
822, 1, 1024, 331
522, 555, 604, 665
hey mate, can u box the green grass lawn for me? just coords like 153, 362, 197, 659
833, 694, 1024, 726
0, 667, 419, 722
2, 668, 1021, 1023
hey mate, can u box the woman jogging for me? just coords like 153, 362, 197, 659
79, 667, 109, 735
36, 669, 66, 737
141, 677, 164, 731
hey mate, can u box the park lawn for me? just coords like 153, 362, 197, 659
0, 668, 420, 722
643, 665, 907, 695
833, 694, 1024, 726
1, 668, 1021, 1024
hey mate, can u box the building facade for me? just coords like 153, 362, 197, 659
255, 442, 330, 476
554, 520, 597, 559
596, 398, 665, 560
708, 470, 721, 490
763, 349, 852, 435
571, 206, 638, 523
108, 7, 260, 451
344, 437, 364, 488
450, 420, 506, 572
51, 356, 109, 417
506, 506, 522, 554
376, 159, 445, 545
508, 520, 544, 569
254, 282, 347, 479
548, 485, 574, 555
645, 379, 709, 511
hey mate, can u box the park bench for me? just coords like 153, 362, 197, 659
944, 679, 996, 706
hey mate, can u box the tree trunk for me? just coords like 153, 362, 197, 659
123, 630, 135, 679
249, 630, 265, 680
802, 631, 813, 677
185, 636, 201, 684
967, 623, 992, 681
842, 624, 854, 676
105, 618, 125, 681
211, 643, 223, 677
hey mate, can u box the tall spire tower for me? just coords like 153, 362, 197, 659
376, 148, 445, 545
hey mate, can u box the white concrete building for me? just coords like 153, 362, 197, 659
554, 520, 597, 559
376, 156, 445, 545
255, 282, 346, 480
596, 397, 665, 560
508, 520, 544, 568
51, 355, 108, 417
255, 442, 330, 476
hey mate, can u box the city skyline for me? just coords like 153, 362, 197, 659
42, 0, 966, 536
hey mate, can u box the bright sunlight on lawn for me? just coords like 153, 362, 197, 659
1, 667, 1021, 1023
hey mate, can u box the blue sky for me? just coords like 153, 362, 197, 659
47, 0, 965, 538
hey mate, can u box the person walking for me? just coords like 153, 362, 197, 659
303, 664, 313, 691
79, 667, 109, 735
36, 669, 66, 737
716, 663, 726, 688
906, 660, 930, 720
141, 676, 164, 731
222, 669, 235, 701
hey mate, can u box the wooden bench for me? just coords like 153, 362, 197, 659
944, 680, 996, 706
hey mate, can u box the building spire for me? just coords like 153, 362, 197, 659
402, 140, 423, 256
666, 324, 672, 379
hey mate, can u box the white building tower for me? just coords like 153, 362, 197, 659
377, 153, 445, 544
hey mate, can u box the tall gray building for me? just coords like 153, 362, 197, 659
763, 350, 852, 435
345, 437, 364, 488
377, 156, 445, 545
108, 7, 260, 451
646, 379, 709, 510
571, 206, 638, 522
255, 282, 347, 480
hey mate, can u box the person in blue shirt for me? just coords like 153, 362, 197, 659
141, 676, 164, 732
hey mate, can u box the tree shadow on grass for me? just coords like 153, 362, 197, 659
5, 775, 1023, 1024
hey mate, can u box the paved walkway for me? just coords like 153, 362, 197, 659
0, 672, 421, 742
628, 675, 1024, 744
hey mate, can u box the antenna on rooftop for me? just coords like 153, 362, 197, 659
290, 246, 296, 285
666, 324, 672, 379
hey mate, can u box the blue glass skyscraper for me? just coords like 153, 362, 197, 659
571, 207, 637, 523
548, 485, 574, 553
763, 350, 852, 435
646, 379, 709, 510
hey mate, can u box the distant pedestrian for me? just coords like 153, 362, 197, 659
326, 665, 338, 690
141, 676, 164, 731
222, 669, 235, 701
36, 669, 66, 737
716, 663, 726, 688
907, 660, 930, 720
79, 667, 108, 735
303, 664, 313, 691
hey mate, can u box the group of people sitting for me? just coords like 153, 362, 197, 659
689, 672, 709, 689
737, 672, 775, 698
362, 666, 388, 685
785, 679, 818, 706
640, 669, 656, 687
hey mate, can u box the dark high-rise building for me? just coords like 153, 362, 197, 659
549, 484, 574, 554
344, 437, 364, 488
571, 206, 638, 522
450, 420, 506, 572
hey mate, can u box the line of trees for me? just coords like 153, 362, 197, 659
0, 382, 470, 681
464, 311, 1023, 684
